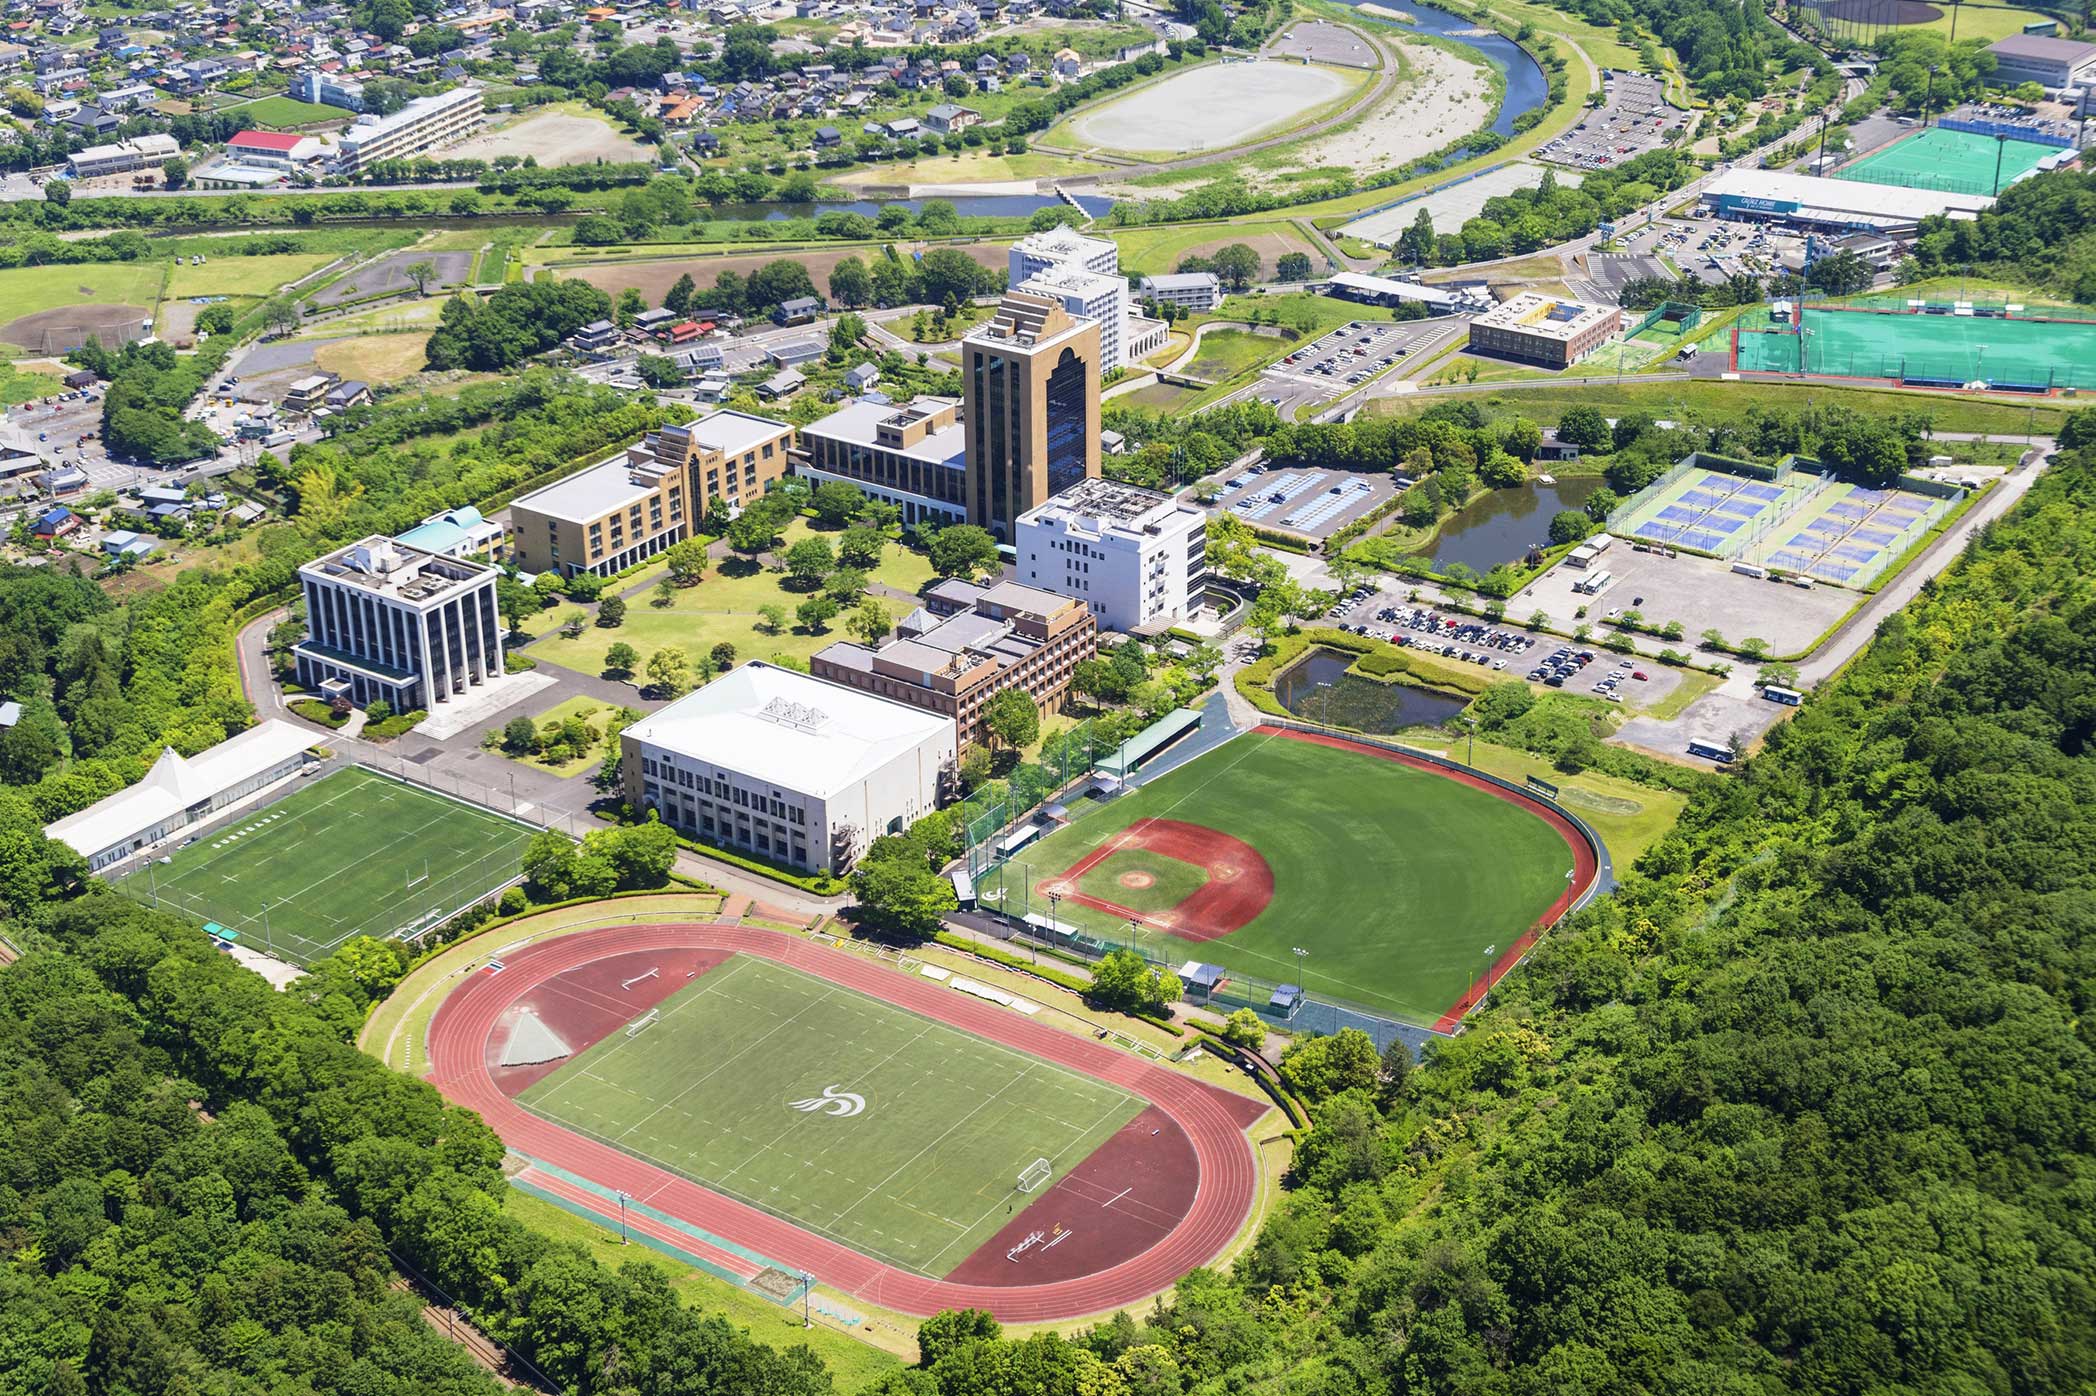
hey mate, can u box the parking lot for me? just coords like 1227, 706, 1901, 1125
1538, 71, 1688, 171
1325, 591, 1689, 710
1513, 543, 1851, 656
1208, 463, 1398, 540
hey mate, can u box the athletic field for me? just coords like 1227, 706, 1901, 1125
1834, 126, 2051, 196
516, 955, 1144, 1276
116, 765, 539, 965
989, 728, 1582, 1023
1736, 305, 2096, 391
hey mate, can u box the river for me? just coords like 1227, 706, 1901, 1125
1328, 0, 1552, 140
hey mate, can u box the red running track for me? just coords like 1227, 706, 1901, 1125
1257, 727, 1601, 1033
424, 923, 1264, 1323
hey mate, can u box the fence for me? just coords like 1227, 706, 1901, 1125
1629, 301, 1703, 339
1938, 117, 2074, 150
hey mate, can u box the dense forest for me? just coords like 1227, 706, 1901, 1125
1911, 165, 2096, 304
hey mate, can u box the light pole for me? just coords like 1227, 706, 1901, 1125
803, 1272, 814, 1329
618, 1191, 630, 1244
1044, 892, 1058, 966
1462, 716, 1476, 767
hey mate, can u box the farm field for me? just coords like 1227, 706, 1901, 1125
312, 332, 436, 385
114, 764, 539, 965
994, 727, 1588, 1023
516, 954, 1144, 1275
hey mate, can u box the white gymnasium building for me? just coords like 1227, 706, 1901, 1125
621, 662, 954, 875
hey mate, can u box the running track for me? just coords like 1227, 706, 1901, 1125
424, 924, 1263, 1322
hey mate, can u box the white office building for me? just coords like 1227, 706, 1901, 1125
293, 68, 367, 111
1015, 478, 1208, 634
67, 132, 180, 178
1015, 261, 1130, 372
294, 536, 504, 711
44, 720, 317, 871
338, 86, 484, 172
1008, 225, 1121, 281
622, 662, 955, 875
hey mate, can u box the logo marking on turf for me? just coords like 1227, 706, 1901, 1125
788, 1086, 866, 1117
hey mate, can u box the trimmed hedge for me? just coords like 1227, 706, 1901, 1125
669, 832, 845, 895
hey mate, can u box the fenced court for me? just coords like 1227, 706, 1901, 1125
1833, 125, 2053, 196
1607, 453, 1819, 559
117, 764, 540, 965
1752, 478, 1953, 586
515, 954, 1145, 1277
1733, 303, 2096, 392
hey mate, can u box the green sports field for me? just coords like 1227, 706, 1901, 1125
517, 955, 1144, 1276
116, 765, 539, 965
1834, 126, 2052, 196
1735, 306, 2096, 391
991, 730, 1578, 1023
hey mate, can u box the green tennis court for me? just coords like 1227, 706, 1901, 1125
116, 765, 539, 964
1736, 306, 2096, 390
517, 955, 1144, 1276
1834, 126, 2052, 195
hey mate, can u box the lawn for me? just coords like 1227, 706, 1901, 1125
313, 332, 435, 385
1401, 733, 1687, 867
1365, 378, 2072, 436
529, 522, 935, 681
167, 252, 336, 299
502, 695, 623, 777
827, 150, 1110, 189
0, 359, 65, 407
998, 728, 1580, 1022
0, 261, 167, 321
113, 765, 540, 965
1109, 222, 1317, 278
1183, 329, 1288, 382
517, 954, 1144, 1276
228, 94, 347, 127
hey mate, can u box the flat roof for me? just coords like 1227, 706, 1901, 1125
622, 661, 951, 800
676, 408, 792, 458
511, 453, 653, 525
299, 534, 498, 604
45, 719, 314, 859
1987, 33, 2096, 62
1327, 270, 1463, 306
1143, 272, 1220, 290
1012, 225, 1117, 263
230, 129, 304, 150
1473, 292, 1616, 341
1703, 167, 1996, 224
1019, 477, 1190, 536
802, 396, 965, 468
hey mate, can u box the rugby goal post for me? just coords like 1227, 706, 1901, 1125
1017, 1158, 1052, 1194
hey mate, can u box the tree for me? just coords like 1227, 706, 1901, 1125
829, 256, 872, 308
194, 303, 236, 337
727, 508, 784, 561
664, 272, 698, 315
928, 524, 999, 578
850, 851, 959, 937
497, 577, 538, 634
783, 536, 836, 586
403, 259, 439, 296
710, 641, 737, 670
822, 566, 868, 604
1548, 510, 1596, 545
503, 715, 541, 754
596, 594, 627, 627
919, 1310, 1001, 1367
846, 598, 892, 645
262, 296, 302, 337
604, 641, 639, 677
645, 646, 691, 696
1210, 242, 1262, 289
981, 687, 1040, 751
1088, 949, 1180, 1014
652, 576, 676, 608
1556, 404, 1612, 451
636, 354, 683, 389
796, 595, 840, 632
43, 179, 69, 207
746, 258, 819, 314
663, 539, 708, 586
614, 287, 648, 329
828, 312, 867, 358
1278, 1027, 1380, 1101
1221, 1007, 1266, 1049
1376, 1035, 1413, 1110
161, 156, 188, 191
758, 602, 789, 635
1275, 251, 1312, 282
839, 524, 886, 569
811, 480, 866, 528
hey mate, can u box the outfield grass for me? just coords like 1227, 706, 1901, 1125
518, 955, 1144, 1276
999, 729, 1576, 1022
0, 262, 167, 322
115, 765, 540, 965
528, 521, 935, 680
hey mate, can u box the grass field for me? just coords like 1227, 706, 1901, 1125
0, 262, 167, 321
0, 359, 64, 407
528, 521, 935, 680
116, 765, 540, 965
1183, 329, 1288, 382
229, 94, 347, 127
1108, 222, 1318, 278
166, 252, 336, 299
518, 955, 1144, 1276
313, 331, 435, 385
995, 729, 1576, 1022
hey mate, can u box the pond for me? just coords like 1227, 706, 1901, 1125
1329, 0, 1552, 140
1420, 476, 1603, 576
1274, 647, 1469, 734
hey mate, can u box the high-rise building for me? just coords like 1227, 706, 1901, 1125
960, 291, 1101, 539
1004, 226, 1164, 376
1015, 261, 1129, 373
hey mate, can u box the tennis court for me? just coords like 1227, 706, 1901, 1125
116, 764, 540, 964
1834, 126, 2052, 195
1611, 464, 1813, 557
1735, 305, 2096, 390
1751, 480, 1951, 585
516, 954, 1145, 1276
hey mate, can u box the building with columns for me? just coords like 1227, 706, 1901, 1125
294, 537, 504, 711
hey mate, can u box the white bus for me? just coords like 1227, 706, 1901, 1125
1762, 685, 1803, 706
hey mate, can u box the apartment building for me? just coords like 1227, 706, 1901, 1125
960, 291, 1102, 539
1015, 478, 1207, 634
294, 536, 504, 711
811, 578, 1096, 751
1138, 271, 1224, 313
793, 396, 967, 528
337, 86, 484, 173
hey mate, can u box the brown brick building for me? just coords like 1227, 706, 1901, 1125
960, 291, 1102, 540
810, 578, 1096, 751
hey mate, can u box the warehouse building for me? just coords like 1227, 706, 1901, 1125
1985, 34, 2096, 93
1699, 168, 1997, 233
1466, 293, 1622, 370
622, 662, 954, 875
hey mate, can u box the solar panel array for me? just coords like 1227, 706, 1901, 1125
1283, 479, 1372, 531
1229, 471, 1321, 521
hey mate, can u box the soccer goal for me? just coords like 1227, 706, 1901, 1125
1017, 1158, 1053, 1193
625, 1008, 661, 1039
